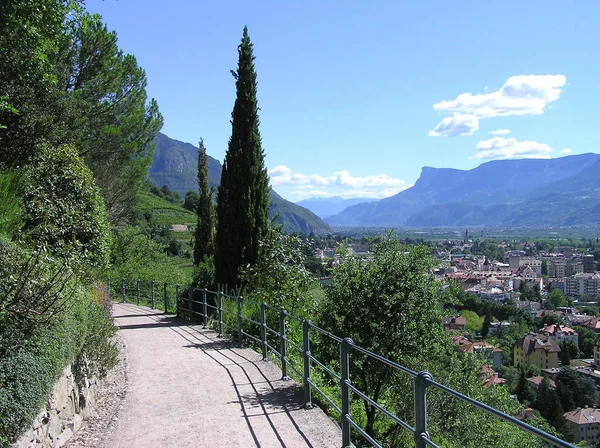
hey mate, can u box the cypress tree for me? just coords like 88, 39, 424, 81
481, 307, 492, 338
193, 138, 214, 265
560, 340, 570, 366
215, 26, 270, 289
515, 367, 531, 403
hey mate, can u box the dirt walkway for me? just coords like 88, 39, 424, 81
105, 303, 341, 448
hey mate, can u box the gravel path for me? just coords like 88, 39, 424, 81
94, 303, 341, 448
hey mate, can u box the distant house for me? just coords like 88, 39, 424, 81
564, 407, 600, 444
538, 324, 579, 346
443, 316, 467, 332
586, 317, 600, 334
488, 321, 511, 335
514, 300, 541, 320
466, 285, 511, 303
453, 336, 504, 368
514, 334, 561, 370
526, 376, 556, 391
480, 364, 506, 388
515, 408, 538, 422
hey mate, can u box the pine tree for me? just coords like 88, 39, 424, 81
515, 367, 531, 403
215, 26, 270, 289
193, 138, 215, 265
535, 377, 567, 436
481, 307, 492, 338
560, 340, 570, 366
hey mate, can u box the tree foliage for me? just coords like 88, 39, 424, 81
215, 26, 270, 289
534, 377, 567, 437
515, 367, 533, 403
318, 237, 447, 437
21, 143, 111, 271
0, 2, 162, 223
555, 368, 598, 412
239, 227, 315, 315
194, 138, 215, 265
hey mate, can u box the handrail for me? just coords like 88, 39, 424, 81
107, 278, 576, 448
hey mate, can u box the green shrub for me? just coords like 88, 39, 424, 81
21, 143, 111, 271
0, 239, 117, 445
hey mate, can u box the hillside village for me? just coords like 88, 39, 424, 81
314, 236, 600, 443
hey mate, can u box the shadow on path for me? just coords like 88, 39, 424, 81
114, 304, 316, 448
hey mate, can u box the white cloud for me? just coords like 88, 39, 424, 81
268, 166, 408, 200
430, 75, 566, 137
473, 137, 553, 161
560, 148, 573, 155
429, 114, 479, 137
434, 75, 566, 118
489, 129, 511, 135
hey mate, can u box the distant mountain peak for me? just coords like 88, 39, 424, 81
325, 153, 600, 228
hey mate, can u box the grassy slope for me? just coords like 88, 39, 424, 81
137, 191, 196, 227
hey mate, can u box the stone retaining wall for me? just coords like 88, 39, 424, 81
13, 363, 99, 448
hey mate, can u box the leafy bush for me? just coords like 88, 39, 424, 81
0, 238, 77, 329
239, 228, 316, 315
21, 143, 111, 271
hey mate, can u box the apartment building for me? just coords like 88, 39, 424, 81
564, 273, 600, 299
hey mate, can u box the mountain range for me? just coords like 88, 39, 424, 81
148, 133, 332, 234
296, 196, 378, 219
325, 153, 600, 227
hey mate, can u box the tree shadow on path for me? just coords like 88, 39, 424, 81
114, 304, 317, 448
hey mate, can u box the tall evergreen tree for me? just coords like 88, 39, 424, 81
215, 26, 270, 288
536, 377, 567, 436
194, 138, 214, 265
515, 367, 530, 403
560, 340, 570, 366
481, 307, 492, 338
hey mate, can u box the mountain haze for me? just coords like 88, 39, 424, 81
325, 154, 600, 227
296, 196, 378, 218
149, 133, 332, 234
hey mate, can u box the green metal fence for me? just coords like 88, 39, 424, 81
109, 279, 575, 448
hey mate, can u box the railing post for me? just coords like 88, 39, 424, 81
414, 371, 433, 448
175, 284, 180, 315
202, 289, 208, 328
279, 310, 288, 380
121, 279, 126, 303
136, 280, 140, 305
218, 292, 224, 336
303, 320, 312, 408
163, 282, 168, 312
340, 337, 353, 448
188, 288, 193, 320
151, 280, 155, 308
237, 296, 244, 346
260, 302, 267, 360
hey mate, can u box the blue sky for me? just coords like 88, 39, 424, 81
87, 0, 599, 202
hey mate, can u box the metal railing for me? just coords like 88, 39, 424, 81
107, 278, 181, 313
109, 279, 575, 448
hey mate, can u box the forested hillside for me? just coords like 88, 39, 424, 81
149, 132, 332, 234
